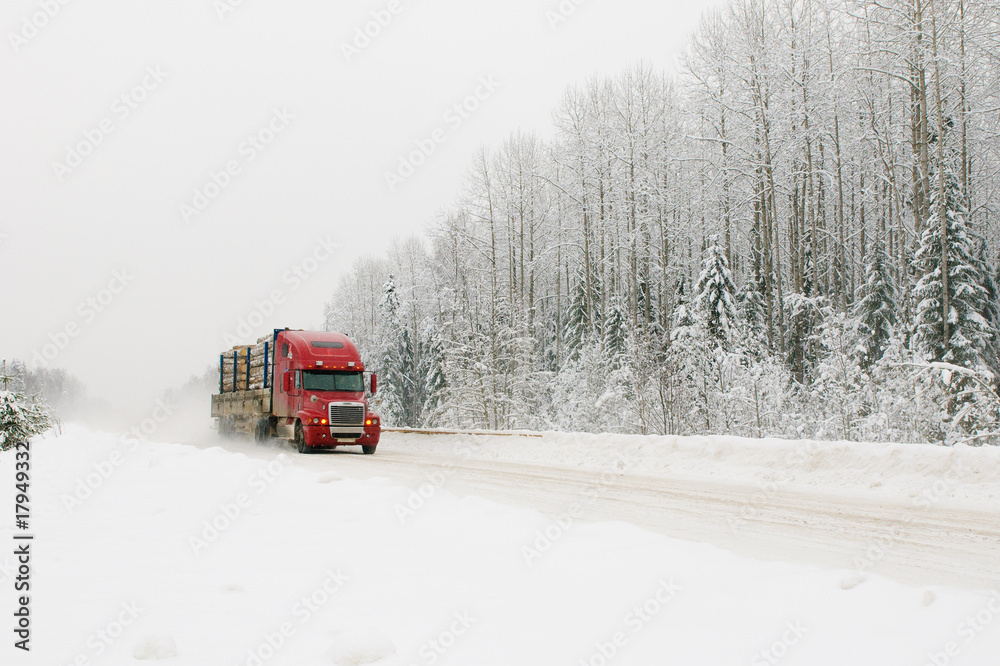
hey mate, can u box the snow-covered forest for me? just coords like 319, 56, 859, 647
0, 361, 53, 450
325, 0, 1000, 444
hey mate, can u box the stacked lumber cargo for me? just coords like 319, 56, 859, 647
218, 334, 273, 393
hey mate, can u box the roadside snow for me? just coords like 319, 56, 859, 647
384, 428, 1000, 505
1, 425, 998, 666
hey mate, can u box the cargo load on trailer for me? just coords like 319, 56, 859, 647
211, 328, 381, 454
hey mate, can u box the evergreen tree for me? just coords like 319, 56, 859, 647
603, 299, 628, 364
418, 319, 447, 425
0, 361, 52, 451
563, 272, 590, 360
636, 279, 659, 330
853, 239, 898, 369
695, 237, 738, 345
373, 276, 415, 426
973, 242, 1000, 382
913, 170, 989, 369
738, 276, 766, 344
671, 276, 695, 333
785, 292, 827, 383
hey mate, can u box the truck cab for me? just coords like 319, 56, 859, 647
271, 330, 381, 454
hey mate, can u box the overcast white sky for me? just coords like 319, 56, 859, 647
0, 0, 721, 418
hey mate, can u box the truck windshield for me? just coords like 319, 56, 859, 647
301, 371, 364, 392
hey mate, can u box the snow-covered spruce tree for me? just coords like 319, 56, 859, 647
913, 169, 989, 371
785, 292, 826, 383
695, 237, 738, 346
417, 318, 447, 426
550, 338, 611, 433
563, 269, 601, 362
853, 239, 898, 369
0, 362, 52, 451
973, 241, 1000, 383
438, 317, 491, 429
810, 310, 865, 441
666, 282, 715, 433
671, 275, 694, 330
7, 359, 26, 392
603, 299, 628, 366
737, 276, 767, 349
563, 274, 589, 361
372, 276, 414, 426
626, 324, 670, 434
636, 278, 660, 330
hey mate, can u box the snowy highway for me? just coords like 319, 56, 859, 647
193, 430, 1000, 592
14, 425, 1000, 665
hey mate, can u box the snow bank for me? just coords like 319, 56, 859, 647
1, 424, 998, 666
384, 428, 1000, 504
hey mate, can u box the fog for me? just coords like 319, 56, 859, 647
1, 0, 714, 427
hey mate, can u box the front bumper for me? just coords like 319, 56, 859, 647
302, 423, 381, 447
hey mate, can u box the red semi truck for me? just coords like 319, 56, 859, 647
211, 328, 381, 454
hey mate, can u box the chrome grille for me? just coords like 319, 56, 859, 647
329, 403, 365, 427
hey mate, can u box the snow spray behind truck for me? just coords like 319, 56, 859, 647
211, 329, 381, 454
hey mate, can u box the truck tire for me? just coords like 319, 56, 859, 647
294, 421, 312, 454
254, 419, 269, 443
362, 445, 376, 455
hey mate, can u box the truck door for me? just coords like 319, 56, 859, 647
272, 336, 293, 418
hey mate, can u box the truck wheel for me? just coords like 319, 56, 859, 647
254, 419, 269, 443
362, 445, 376, 455
295, 421, 312, 454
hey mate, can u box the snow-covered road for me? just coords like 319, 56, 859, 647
7, 425, 1000, 665
194, 430, 1000, 591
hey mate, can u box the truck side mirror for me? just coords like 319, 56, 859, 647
370, 373, 377, 395
283, 371, 292, 392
